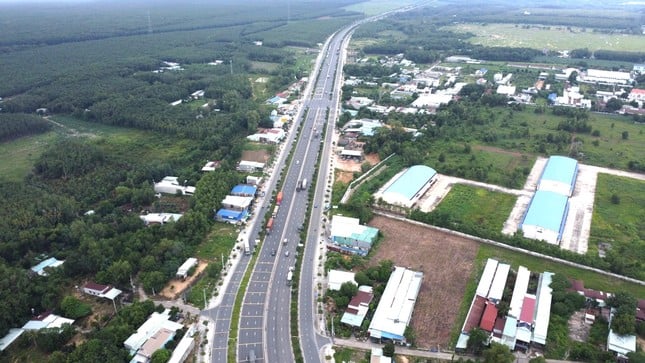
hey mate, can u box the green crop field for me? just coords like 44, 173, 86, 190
444, 23, 645, 52
0, 133, 56, 183
431, 184, 517, 233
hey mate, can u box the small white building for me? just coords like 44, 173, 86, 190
176, 258, 198, 279
124, 309, 183, 356
221, 195, 253, 211
22, 312, 74, 331
140, 213, 183, 225
496, 85, 516, 96
236, 160, 265, 172
201, 161, 220, 172
327, 269, 356, 291
82, 282, 122, 301
154, 177, 195, 196
607, 309, 636, 357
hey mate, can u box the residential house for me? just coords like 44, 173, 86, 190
341, 286, 374, 328
82, 282, 122, 301
124, 309, 183, 358
30, 257, 64, 276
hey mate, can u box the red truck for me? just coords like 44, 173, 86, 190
266, 217, 274, 234
276, 191, 283, 206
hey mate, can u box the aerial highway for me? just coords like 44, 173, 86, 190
203, 4, 423, 363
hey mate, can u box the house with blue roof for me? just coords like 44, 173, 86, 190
30, 257, 64, 276
230, 184, 257, 197
378, 165, 437, 208
215, 208, 249, 224
538, 156, 578, 197
520, 190, 570, 245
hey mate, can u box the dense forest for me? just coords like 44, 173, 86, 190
0, 0, 361, 360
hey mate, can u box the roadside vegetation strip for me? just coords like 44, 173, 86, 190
339, 152, 395, 204
227, 249, 257, 363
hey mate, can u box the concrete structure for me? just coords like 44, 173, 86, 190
509, 266, 530, 318
124, 309, 183, 356
154, 177, 195, 196
140, 213, 182, 226
245, 175, 263, 186
176, 258, 198, 279
30, 257, 64, 276
520, 190, 570, 245
343, 118, 383, 136
496, 85, 516, 96
475, 258, 499, 298
538, 156, 578, 197
340, 149, 363, 160
328, 215, 379, 256
532, 272, 553, 345
488, 263, 510, 303
236, 160, 265, 172
341, 286, 374, 328
327, 269, 356, 291
368, 267, 423, 343
22, 312, 74, 331
377, 165, 437, 208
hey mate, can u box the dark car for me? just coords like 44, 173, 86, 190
271, 249, 276, 256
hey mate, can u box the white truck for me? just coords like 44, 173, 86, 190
287, 271, 293, 284
243, 239, 251, 255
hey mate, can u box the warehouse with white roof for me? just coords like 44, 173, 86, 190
368, 267, 423, 343
376, 165, 437, 209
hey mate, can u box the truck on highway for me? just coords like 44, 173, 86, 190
276, 191, 283, 206
243, 239, 250, 255
287, 271, 293, 284
272, 205, 279, 217
266, 217, 274, 234
297, 178, 307, 191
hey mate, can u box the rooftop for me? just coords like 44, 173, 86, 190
381, 165, 436, 205
330, 215, 379, 244
539, 155, 578, 190
522, 190, 569, 233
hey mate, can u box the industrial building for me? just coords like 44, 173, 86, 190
154, 176, 195, 196
509, 266, 530, 319
376, 165, 437, 209
537, 156, 578, 197
532, 272, 553, 346
215, 208, 248, 224
520, 190, 570, 245
328, 215, 379, 256
230, 184, 257, 197
368, 267, 423, 344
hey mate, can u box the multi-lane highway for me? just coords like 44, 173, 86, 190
203, 4, 422, 363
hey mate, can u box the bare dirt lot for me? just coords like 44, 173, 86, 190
334, 153, 380, 183
241, 148, 271, 163
160, 261, 209, 299
368, 215, 479, 348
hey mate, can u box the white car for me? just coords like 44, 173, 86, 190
285, 251, 289, 257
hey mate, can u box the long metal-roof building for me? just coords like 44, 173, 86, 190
476, 258, 499, 298
368, 267, 423, 343
532, 272, 554, 345
488, 263, 510, 303
537, 156, 578, 197
520, 190, 570, 245
509, 266, 531, 319
377, 165, 437, 208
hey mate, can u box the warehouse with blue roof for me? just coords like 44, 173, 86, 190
230, 184, 257, 197
378, 165, 437, 208
215, 208, 249, 224
520, 190, 570, 245
538, 156, 578, 197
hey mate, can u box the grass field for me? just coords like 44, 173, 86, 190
196, 223, 239, 261
477, 244, 645, 298
342, 0, 420, 16
431, 184, 517, 233
589, 173, 645, 252
444, 23, 645, 52
0, 132, 55, 182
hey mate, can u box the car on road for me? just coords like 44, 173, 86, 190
283, 238, 288, 245
285, 251, 289, 257
271, 249, 276, 256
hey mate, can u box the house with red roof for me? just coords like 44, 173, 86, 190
480, 302, 498, 332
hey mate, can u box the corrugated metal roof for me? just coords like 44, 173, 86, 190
382, 165, 436, 205
521, 190, 569, 233
231, 184, 257, 196
509, 266, 530, 318
539, 155, 578, 188
476, 259, 499, 297
488, 263, 510, 302
532, 272, 553, 345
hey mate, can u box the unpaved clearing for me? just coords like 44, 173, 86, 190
334, 153, 380, 183
368, 215, 478, 348
241, 148, 271, 163
160, 261, 209, 299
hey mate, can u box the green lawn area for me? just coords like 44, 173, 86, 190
431, 184, 517, 233
0, 132, 56, 182
444, 23, 645, 52
196, 223, 238, 261
477, 244, 645, 298
342, 0, 419, 16
589, 173, 645, 256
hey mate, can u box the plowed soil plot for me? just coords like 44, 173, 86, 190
368, 215, 478, 348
